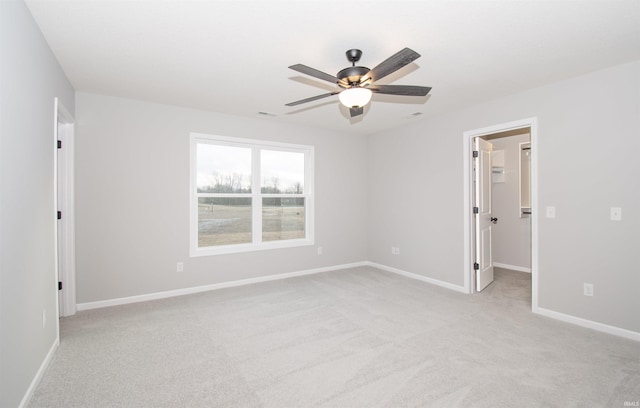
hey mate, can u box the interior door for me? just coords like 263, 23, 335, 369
55, 98, 77, 317
474, 137, 494, 291
56, 119, 64, 316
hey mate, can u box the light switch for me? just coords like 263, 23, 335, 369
546, 206, 556, 218
610, 207, 622, 221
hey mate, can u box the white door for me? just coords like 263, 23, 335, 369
57, 120, 63, 315
474, 137, 494, 291
55, 98, 76, 317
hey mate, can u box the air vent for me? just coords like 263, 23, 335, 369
258, 112, 277, 117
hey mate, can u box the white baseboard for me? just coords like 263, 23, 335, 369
366, 261, 468, 293
493, 262, 531, 273
77, 261, 468, 311
75, 260, 638, 343
19, 338, 59, 408
371, 262, 639, 342
77, 261, 368, 311
534, 306, 640, 342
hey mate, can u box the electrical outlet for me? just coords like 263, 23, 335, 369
391, 247, 400, 255
176, 262, 184, 272
610, 207, 622, 221
317, 246, 323, 255
583, 283, 594, 297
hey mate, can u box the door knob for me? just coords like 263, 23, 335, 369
490, 217, 498, 223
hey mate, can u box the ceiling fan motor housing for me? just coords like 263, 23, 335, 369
338, 49, 370, 86
337, 66, 370, 87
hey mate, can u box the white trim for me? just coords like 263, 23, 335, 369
493, 262, 531, 273
530, 121, 539, 310
189, 238, 314, 257
190, 132, 313, 151
73, 260, 639, 342
462, 117, 538, 311
366, 262, 468, 293
18, 339, 59, 408
77, 261, 367, 311
534, 307, 640, 342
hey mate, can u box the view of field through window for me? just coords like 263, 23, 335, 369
262, 197, 305, 242
197, 197, 252, 246
196, 143, 306, 247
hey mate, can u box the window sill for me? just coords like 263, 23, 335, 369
189, 238, 314, 257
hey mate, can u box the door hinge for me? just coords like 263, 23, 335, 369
58, 281, 62, 291
57, 140, 62, 149
473, 263, 480, 271
473, 207, 479, 214
57, 211, 62, 220
472, 150, 478, 158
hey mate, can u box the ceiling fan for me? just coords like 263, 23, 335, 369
286, 48, 432, 118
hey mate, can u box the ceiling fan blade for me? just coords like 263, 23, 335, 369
363, 48, 421, 83
349, 106, 364, 117
285, 91, 340, 107
289, 64, 339, 84
368, 84, 431, 96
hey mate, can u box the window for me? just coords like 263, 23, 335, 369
190, 133, 314, 256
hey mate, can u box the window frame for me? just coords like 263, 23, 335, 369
190, 132, 314, 257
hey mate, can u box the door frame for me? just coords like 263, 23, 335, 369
462, 117, 539, 309
54, 97, 76, 317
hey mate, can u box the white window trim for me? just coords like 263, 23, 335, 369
189, 133, 314, 257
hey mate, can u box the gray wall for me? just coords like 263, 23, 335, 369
75, 92, 368, 303
367, 61, 640, 333
491, 133, 531, 270
0, 1, 75, 406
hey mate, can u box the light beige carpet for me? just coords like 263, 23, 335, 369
29, 267, 639, 407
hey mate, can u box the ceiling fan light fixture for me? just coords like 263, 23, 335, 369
338, 87, 372, 108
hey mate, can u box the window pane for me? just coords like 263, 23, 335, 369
260, 150, 304, 194
262, 198, 305, 242
198, 197, 251, 247
197, 144, 251, 193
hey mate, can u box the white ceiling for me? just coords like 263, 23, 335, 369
25, 0, 640, 136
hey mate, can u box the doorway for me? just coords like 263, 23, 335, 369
54, 97, 76, 317
462, 118, 538, 310
483, 130, 532, 267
